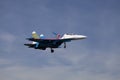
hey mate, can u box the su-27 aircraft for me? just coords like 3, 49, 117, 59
24, 31, 87, 53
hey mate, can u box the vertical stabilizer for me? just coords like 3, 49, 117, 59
52, 32, 61, 39
40, 34, 45, 39
32, 31, 39, 39
56, 34, 61, 39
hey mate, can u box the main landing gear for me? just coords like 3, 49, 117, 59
64, 42, 66, 48
51, 48, 54, 53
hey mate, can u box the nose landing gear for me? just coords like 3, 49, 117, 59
64, 42, 66, 48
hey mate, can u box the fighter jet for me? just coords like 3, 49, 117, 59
24, 31, 87, 53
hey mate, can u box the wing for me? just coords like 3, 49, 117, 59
26, 38, 72, 43
26, 38, 77, 49
26, 38, 65, 48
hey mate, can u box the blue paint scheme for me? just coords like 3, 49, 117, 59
40, 34, 45, 39
35, 42, 39, 48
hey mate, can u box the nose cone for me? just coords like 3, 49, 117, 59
77, 35, 87, 39
82, 35, 87, 39
73, 35, 87, 40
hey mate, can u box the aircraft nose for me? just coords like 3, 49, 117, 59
81, 35, 87, 39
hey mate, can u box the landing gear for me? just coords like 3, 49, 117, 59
51, 48, 54, 53
64, 42, 66, 48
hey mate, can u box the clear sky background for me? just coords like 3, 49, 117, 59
0, 0, 120, 80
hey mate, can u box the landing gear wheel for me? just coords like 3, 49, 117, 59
51, 49, 54, 53
64, 42, 66, 48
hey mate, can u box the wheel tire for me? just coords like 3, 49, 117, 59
51, 49, 54, 53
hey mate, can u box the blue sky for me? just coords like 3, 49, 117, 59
0, 0, 120, 80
